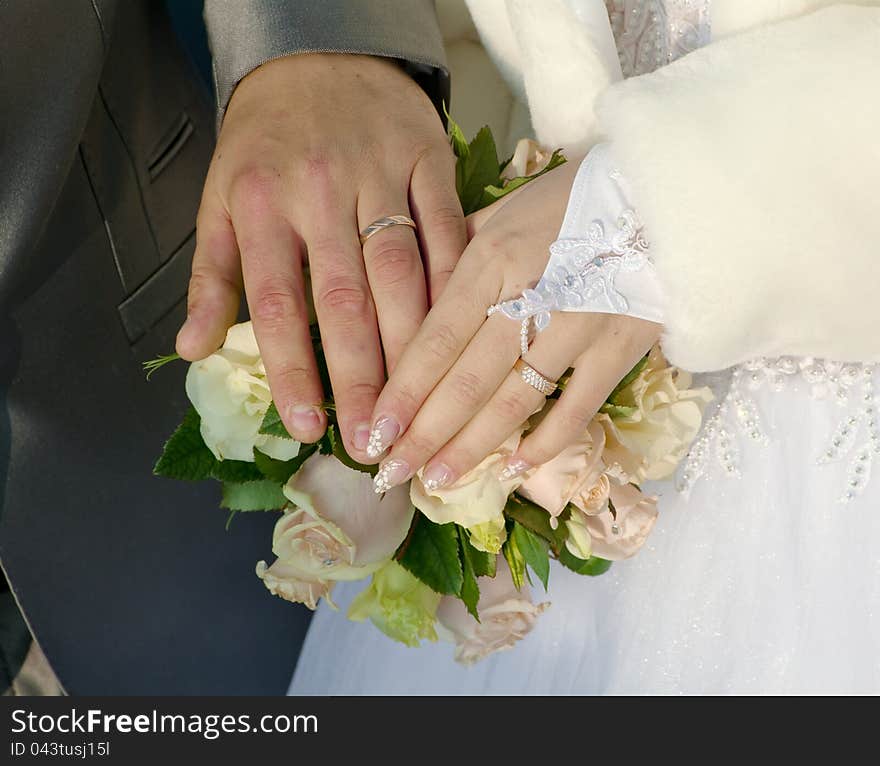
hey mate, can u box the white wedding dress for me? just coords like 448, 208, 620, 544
288, 1, 880, 695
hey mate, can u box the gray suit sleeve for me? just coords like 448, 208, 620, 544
203, 0, 448, 122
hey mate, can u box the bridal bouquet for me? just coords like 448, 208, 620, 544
149, 122, 712, 664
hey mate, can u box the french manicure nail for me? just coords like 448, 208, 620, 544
353, 423, 372, 453
290, 404, 322, 434
422, 462, 453, 492
500, 458, 532, 481
366, 415, 401, 459
373, 459, 410, 494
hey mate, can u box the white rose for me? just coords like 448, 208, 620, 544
436, 556, 549, 665
501, 138, 553, 180
185, 321, 301, 462
256, 453, 415, 608
410, 430, 522, 530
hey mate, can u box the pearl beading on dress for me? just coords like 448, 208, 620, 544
678, 359, 879, 502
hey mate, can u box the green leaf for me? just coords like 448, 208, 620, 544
211, 457, 263, 483
220, 480, 287, 512
258, 401, 293, 439
253, 443, 317, 484
557, 547, 613, 577
502, 527, 527, 590
446, 110, 470, 160
511, 522, 550, 591
143, 352, 180, 380
398, 514, 463, 596
154, 407, 264, 482
325, 425, 377, 476
598, 402, 638, 419
463, 533, 496, 578
457, 527, 481, 621
477, 149, 567, 209
457, 126, 502, 215
607, 355, 649, 404
505, 494, 568, 555
154, 408, 218, 481
225, 510, 238, 531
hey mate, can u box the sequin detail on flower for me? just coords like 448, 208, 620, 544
678, 359, 878, 503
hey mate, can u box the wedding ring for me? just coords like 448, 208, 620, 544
359, 215, 417, 245
514, 359, 557, 396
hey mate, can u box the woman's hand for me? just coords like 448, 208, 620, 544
365, 157, 662, 492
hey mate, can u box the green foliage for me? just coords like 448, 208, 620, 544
502, 522, 527, 590
511, 522, 550, 591
479, 149, 567, 209
143, 352, 181, 380
505, 493, 568, 555
258, 401, 293, 439
398, 514, 464, 596
321, 425, 377, 477
557, 548, 613, 577
607, 355, 649, 403
457, 527, 481, 620
253, 444, 317, 484
220, 480, 288, 512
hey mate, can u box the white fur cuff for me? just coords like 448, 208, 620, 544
597, 5, 880, 371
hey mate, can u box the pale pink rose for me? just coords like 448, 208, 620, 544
602, 347, 713, 481
254, 560, 333, 610
411, 430, 522, 530
519, 420, 606, 523
501, 138, 553, 180
582, 481, 658, 561
436, 557, 549, 665
256, 454, 415, 608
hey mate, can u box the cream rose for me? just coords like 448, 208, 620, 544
501, 138, 553, 180
581, 481, 658, 561
602, 348, 713, 481
185, 321, 301, 462
256, 453, 415, 607
411, 431, 522, 546
519, 419, 607, 524
436, 556, 549, 665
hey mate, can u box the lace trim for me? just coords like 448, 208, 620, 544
488, 197, 652, 354
606, 0, 711, 77
678, 360, 879, 503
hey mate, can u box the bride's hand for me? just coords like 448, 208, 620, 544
365, 158, 662, 492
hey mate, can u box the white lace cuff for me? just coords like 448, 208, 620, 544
491, 144, 665, 349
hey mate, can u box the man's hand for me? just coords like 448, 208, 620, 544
176, 53, 465, 457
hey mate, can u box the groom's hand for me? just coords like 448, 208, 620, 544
176, 53, 465, 457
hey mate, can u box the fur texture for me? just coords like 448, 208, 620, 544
597, 5, 880, 370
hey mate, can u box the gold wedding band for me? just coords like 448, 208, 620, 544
515, 359, 557, 396
359, 215, 417, 245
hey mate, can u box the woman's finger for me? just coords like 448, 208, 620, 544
418, 313, 604, 487
364, 242, 501, 461
511, 318, 662, 474
372, 312, 522, 492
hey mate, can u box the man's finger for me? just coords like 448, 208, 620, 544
358, 179, 428, 375
176, 191, 242, 360
234, 194, 326, 443
409, 146, 467, 304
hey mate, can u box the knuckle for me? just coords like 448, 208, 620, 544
448, 369, 484, 408
340, 380, 382, 406
367, 239, 418, 289
298, 149, 334, 184
423, 322, 460, 361
316, 277, 370, 316
424, 203, 464, 237
399, 428, 438, 460
228, 167, 281, 214
251, 284, 306, 327
564, 406, 595, 436
490, 389, 533, 424
522, 440, 557, 468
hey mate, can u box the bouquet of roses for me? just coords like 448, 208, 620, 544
148, 121, 712, 664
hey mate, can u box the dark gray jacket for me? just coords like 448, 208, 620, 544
0, 0, 445, 694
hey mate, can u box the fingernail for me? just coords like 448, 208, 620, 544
290, 404, 322, 434
373, 459, 410, 494
500, 458, 532, 481
422, 462, 453, 492
353, 423, 371, 453
366, 416, 401, 459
